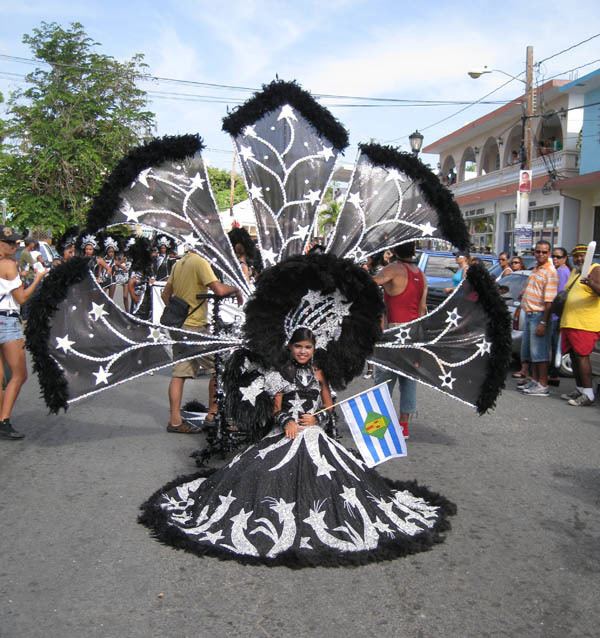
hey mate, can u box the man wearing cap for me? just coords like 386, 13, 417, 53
559, 244, 600, 406
519, 240, 558, 397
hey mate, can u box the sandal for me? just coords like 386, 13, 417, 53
166, 420, 202, 434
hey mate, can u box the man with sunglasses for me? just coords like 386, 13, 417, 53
519, 240, 558, 396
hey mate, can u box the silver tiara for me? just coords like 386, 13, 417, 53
284, 289, 352, 350
156, 236, 170, 247
81, 234, 98, 249
104, 236, 119, 250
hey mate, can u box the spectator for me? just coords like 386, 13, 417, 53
162, 251, 243, 433
443, 251, 469, 293
559, 244, 600, 406
372, 242, 427, 438
18, 237, 37, 285
519, 240, 558, 396
497, 252, 512, 279
510, 255, 529, 379
510, 150, 520, 166
548, 247, 571, 385
510, 256, 525, 271
0, 226, 46, 439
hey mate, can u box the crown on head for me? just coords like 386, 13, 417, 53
104, 236, 119, 250
156, 236, 170, 247
81, 234, 98, 249
284, 289, 352, 350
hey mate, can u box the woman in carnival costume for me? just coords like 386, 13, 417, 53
26, 80, 511, 567
127, 238, 155, 320
153, 236, 174, 281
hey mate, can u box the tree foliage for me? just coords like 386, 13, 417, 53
0, 22, 155, 233
207, 166, 247, 211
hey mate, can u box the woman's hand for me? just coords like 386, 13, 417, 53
299, 413, 317, 426
284, 420, 299, 439
33, 268, 47, 282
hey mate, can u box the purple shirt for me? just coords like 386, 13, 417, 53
557, 264, 570, 293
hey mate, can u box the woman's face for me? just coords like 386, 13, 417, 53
0, 240, 18, 257
289, 339, 315, 365
511, 258, 523, 271
159, 244, 167, 254
107, 247, 115, 258
63, 245, 75, 261
84, 244, 94, 257
383, 250, 392, 264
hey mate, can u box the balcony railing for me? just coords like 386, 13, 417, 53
449, 150, 579, 197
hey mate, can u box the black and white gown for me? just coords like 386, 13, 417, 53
140, 364, 456, 567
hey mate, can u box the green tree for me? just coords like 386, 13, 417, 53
0, 22, 155, 234
318, 200, 341, 236
207, 166, 247, 211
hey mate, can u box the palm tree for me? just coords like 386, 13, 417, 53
318, 200, 341, 237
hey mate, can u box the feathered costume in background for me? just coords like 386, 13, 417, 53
26, 80, 511, 567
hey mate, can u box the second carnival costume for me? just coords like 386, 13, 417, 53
26, 80, 511, 567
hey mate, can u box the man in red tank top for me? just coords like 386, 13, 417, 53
372, 242, 427, 438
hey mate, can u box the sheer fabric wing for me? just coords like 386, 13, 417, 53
27, 259, 241, 411
369, 265, 511, 413
326, 144, 469, 261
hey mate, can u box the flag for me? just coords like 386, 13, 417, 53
339, 381, 407, 468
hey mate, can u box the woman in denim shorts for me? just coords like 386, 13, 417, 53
0, 227, 46, 440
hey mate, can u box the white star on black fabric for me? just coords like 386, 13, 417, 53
239, 378, 264, 406
419, 221, 437, 236
385, 168, 403, 182
190, 172, 205, 190
55, 334, 75, 353
288, 396, 306, 417
439, 371, 456, 389
93, 366, 112, 386
476, 339, 492, 355
347, 191, 362, 208
319, 145, 335, 161
120, 200, 140, 222
138, 168, 152, 188
242, 125, 257, 138
148, 327, 162, 342
293, 225, 310, 240
182, 233, 200, 247
89, 303, 109, 322
261, 248, 277, 265
395, 327, 411, 345
249, 184, 263, 199
306, 190, 321, 205
445, 308, 461, 328
277, 104, 297, 121
238, 145, 254, 161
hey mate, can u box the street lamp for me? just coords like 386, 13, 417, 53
467, 67, 526, 84
408, 130, 424, 156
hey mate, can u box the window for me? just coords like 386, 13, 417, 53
528, 206, 559, 245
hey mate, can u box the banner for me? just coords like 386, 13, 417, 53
339, 382, 407, 468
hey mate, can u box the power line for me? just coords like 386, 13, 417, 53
537, 32, 600, 65
543, 58, 600, 82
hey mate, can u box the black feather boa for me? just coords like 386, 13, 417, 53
222, 79, 349, 151
138, 469, 456, 568
86, 134, 204, 232
359, 143, 470, 251
243, 253, 384, 390
25, 257, 91, 413
464, 263, 512, 413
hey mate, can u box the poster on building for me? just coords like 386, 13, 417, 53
514, 223, 533, 253
518, 170, 532, 193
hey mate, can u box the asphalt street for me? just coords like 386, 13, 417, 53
1, 365, 599, 638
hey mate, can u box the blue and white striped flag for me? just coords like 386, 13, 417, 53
339, 381, 407, 468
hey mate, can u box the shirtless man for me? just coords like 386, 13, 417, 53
372, 242, 427, 438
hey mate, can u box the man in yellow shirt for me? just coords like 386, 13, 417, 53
560, 244, 600, 407
162, 251, 243, 432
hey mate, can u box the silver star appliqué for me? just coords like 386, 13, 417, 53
261, 248, 277, 266
347, 191, 362, 208
305, 189, 321, 205
55, 334, 75, 353
476, 338, 492, 355
148, 327, 163, 342
439, 371, 455, 389
249, 184, 263, 199
419, 221, 437, 236
239, 378, 264, 406
277, 104, 297, 121
445, 308, 461, 328
190, 172, 205, 190
93, 366, 112, 386
319, 145, 335, 161
238, 145, 254, 161
89, 303, 109, 322
395, 327, 411, 344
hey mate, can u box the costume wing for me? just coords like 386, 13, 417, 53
86, 135, 251, 297
222, 80, 349, 267
26, 258, 241, 412
369, 264, 511, 413
326, 143, 469, 261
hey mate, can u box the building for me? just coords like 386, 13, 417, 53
422, 79, 584, 253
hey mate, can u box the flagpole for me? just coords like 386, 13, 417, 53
312, 380, 391, 415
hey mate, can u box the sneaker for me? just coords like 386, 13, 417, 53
560, 389, 581, 401
518, 380, 536, 392
517, 377, 531, 387
0, 419, 25, 440
400, 422, 409, 439
523, 382, 549, 396
567, 394, 594, 407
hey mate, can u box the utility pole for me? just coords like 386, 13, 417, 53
516, 45, 535, 227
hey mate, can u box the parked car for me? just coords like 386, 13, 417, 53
497, 271, 600, 377
15, 240, 59, 266
419, 250, 498, 308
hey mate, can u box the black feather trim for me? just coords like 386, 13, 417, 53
25, 257, 91, 413
86, 134, 204, 232
222, 79, 349, 151
465, 263, 512, 413
243, 253, 384, 390
138, 470, 456, 568
358, 143, 470, 251
182, 400, 208, 413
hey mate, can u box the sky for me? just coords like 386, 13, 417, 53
1, 0, 599, 170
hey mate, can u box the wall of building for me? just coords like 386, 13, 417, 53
580, 87, 600, 174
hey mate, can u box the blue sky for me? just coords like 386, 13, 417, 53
1, 0, 599, 169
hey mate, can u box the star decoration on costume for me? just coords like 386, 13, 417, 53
340, 485, 358, 505
287, 396, 306, 417
395, 327, 411, 345
305, 189, 321, 205
476, 338, 492, 355
319, 145, 335, 161
120, 200, 141, 222
55, 334, 75, 353
299, 537, 312, 549
182, 233, 200, 247
190, 172, 205, 190
138, 168, 152, 188
277, 104, 297, 121
89, 302, 109, 322
292, 225, 310, 240
261, 248, 277, 265
93, 366, 113, 386
385, 168, 403, 182
242, 125, 257, 138
445, 308, 461, 328
148, 327, 163, 342
346, 246, 368, 264
201, 530, 224, 544
303, 508, 327, 529
419, 221, 437, 236
238, 145, 255, 161
230, 507, 253, 527
373, 517, 394, 536
347, 191, 362, 208
249, 184, 263, 200
439, 371, 456, 389
239, 378, 265, 406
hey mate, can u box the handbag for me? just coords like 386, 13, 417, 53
549, 273, 580, 318
160, 295, 205, 328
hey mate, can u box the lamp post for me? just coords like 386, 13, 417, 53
468, 46, 535, 233
408, 130, 424, 157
